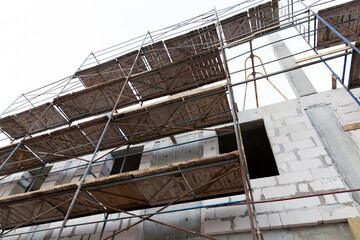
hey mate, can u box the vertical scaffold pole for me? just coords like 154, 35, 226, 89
214, 8, 258, 240
55, 32, 150, 240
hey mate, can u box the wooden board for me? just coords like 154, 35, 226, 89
76, 50, 147, 87
0, 103, 66, 139
56, 52, 225, 122
317, 0, 360, 49
164, 24, 219, 63
141, 41, 171, 69
0, 85, 231, 175
348, 217, 360, 240
131, 51, 226, 101
349, 42, 360, 89
221, 11, 252, 45
54, 78, 138, 121
24, 125, 96, 164
0, 144, 37, 174
117, 50, 147, 77
248, 0, 279, 34
112, 84, 233, 144
76, 59, 124, 87
0, 151, 241, 229
342, 121, 360, 131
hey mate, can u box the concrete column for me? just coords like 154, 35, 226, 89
268, 32, 317, 98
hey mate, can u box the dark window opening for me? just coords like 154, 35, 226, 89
111, 146, 144, 174
25, 166, 52, 192
217, 126, 238, 154
217, 119, 279, 179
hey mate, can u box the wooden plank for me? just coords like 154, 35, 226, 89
249, 0, 279, 34
348, 217, 360, 240
76, 59, 123, 87
117, 50, 147, 77
141, 41, 171, 69
55, 51, 226, 125
295, 46, 352, 63
221, 11, 251, 45
131, 51, 225, 101
164, 24, 219, 62
332, 74, 337, 89
0, 151, 240, 229
343, 122, 360, 131
349, 42, 360, 89
0, 103, 67, 139
76, 50, 147, 87
317, 0, 360, 49
54, 79, 138, 121
0, 85, 231, 175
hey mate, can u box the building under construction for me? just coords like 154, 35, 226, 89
0, 0, 360, 239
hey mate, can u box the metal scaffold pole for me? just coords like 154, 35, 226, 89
214, 7, 260, 240
55, 32, 151, 240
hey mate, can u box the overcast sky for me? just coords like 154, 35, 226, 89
0, 0, 351, 115
0, 0, 245, 113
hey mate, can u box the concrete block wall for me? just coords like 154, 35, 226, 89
2, 211, 144, 240
2, 89, 360, 239
40, 154, 114, 189
0, 171, 33, 197
201, 91, 360, 236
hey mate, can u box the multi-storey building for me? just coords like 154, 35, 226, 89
0, 0, 359, 239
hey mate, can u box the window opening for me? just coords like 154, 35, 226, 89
217, 119, 279, 179
110, 145, 144, 174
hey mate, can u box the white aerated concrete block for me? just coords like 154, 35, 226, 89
203, 138, 219, 158
276, 170, 313, 185
203, 208, 215, 220
336, 103, 359, 114
215, 205, 247, 218
74, 222, 97, 235
340, 111, 360, 124
104, 220, 121, 232
282, 139, 315, 152
269, 135, 289, 146
323, 195, 337, 205
114, 228, 141, 240
279, 122, 308, 135
311, 166, 339, 179
309, 178, 345, 192
255, 201, 285, 214
280, 209, 322, 227
268, 213, 282, 229
335, 192, 354, 204
274, 152, 297, 163
250, 176, 277, 188
320, 205, 360, 223
233, 216, 251, 232
287, 158, 323, 171
298, 146, 327, 159
283, 197, 321, 210
262, 185, 297, 199
203, 219, 232, 235
270, 109, 299, 120
256, 214, 270, 229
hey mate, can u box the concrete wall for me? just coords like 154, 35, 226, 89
201, 87, 360, 238
1, 88, 360, 239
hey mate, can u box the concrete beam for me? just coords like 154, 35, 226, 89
268, 32, 317, 98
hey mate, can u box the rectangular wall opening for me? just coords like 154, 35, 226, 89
111, 146, 144, 174
217, 119, 279, 179
25, 165, 53, 192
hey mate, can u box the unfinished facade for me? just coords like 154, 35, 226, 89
0, 0, 360, 239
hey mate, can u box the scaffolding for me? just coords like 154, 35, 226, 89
0, 0, 359, 239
